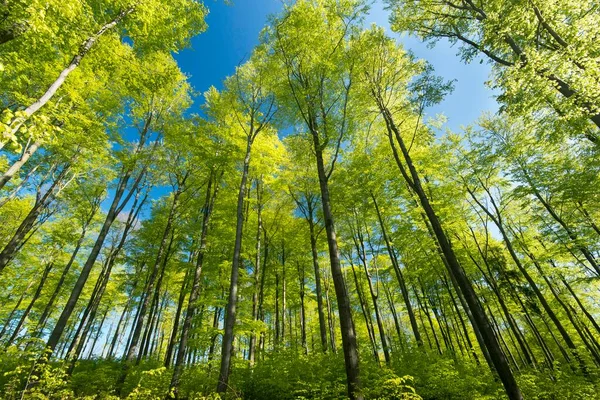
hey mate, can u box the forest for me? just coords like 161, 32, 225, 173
1, 0, 599, 399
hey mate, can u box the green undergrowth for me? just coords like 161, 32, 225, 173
0, 347, 598, 399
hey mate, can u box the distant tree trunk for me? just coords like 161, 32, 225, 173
117, 184, 182, 394
310, 129, 362, 399
217, 136, 254, 393
43, 153, 149, 361
324, 278, 337, 353
281, 240, 287, 344
108, 296, 132, 359
518, 167, 600, 276
165, 267, 191, 368
372, 193, 422, 346
169, 171, 220, 398
0, 280, 34, 341
0, 163, 71, 272
350, 260, 379, 365
373, 92, 522, 399
258, 230, 269, 356
5, 262, 53, 346
86, 307, 108, 359
308, 203, 328, 353
249, 178, 263, 364
381, 277, 405, 348
33, 208, 97, 337
275, 271, 280, 345
415, 283, 442, 355
297, 261, 308, 354
467, 187, 586, 372
560, 274, 600, 336
353, 220, 390, 365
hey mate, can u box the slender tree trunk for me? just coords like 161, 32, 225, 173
324, 278, 337, 353
43, 158, 147, 360
374, 97, 522, 399
217, 137, 254, 393
353, 226, 390, 365
0, 280, 34, 341
117, 186, 181, 393
165, 267, 191, 368
0, 140, 41, 190
5, 262, 53, 346
350, 261, 379, 364
1, 8, 133, 150
372, 193, 422, 346
468, 189, 586, 371
0, 164, 70, 272
33, 214, 94, 336
297, 261, 308, 354
560, 274, 600, 336
519, 167, 600, 275
169, 171, 220, 397
311, 133, 362, 399
108, 296, 132, 359
249, 178, 262, 364
415, 283, 442, 355
308, 208, 328, 353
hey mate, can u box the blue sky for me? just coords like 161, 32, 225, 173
174, 0, 499, 132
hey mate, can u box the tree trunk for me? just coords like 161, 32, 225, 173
308, 206, 328, 353
0, 163, 70, 272
33, 212, 95, 336
375, 97, 522, 399
311, 133, 362, 399
0, 140, 41, 190
372, 193, 422, 346
1, 8, 133, 149
350, 260, 379, 364
249, 178, 262, 364
117, 186, 181, 393
353, 224, 390, 365
5, 262, 53, 346
217, 138, 253, 393
468, 188, 585, 371
169, 171, 219, 397
43, 160, 146, 360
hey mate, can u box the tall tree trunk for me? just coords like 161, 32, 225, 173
467, 188, 586, 372
116, 185, 181, 393
519, 166, 600, 275
108, 295, 132, 360
33, 209, 97, 337
374, 96, 522, 399
324, 278, 337, 353
165, 266, 191, 368
353, 223, 390, 365
372, 193, 422, 346
311, 132, 362, 399
5, 262, 53, 346
0, 280, 34, 341
0, 163, 70, 272
169, 171, 220, 397
249, 178, 262, 364
350, 260, 379, 365
43, 156, 148, 360
217, 136, 253, 393
297, 261, 308, 354
308, 206, 328, 353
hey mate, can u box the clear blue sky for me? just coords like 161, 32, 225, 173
174, 0, 498, 132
